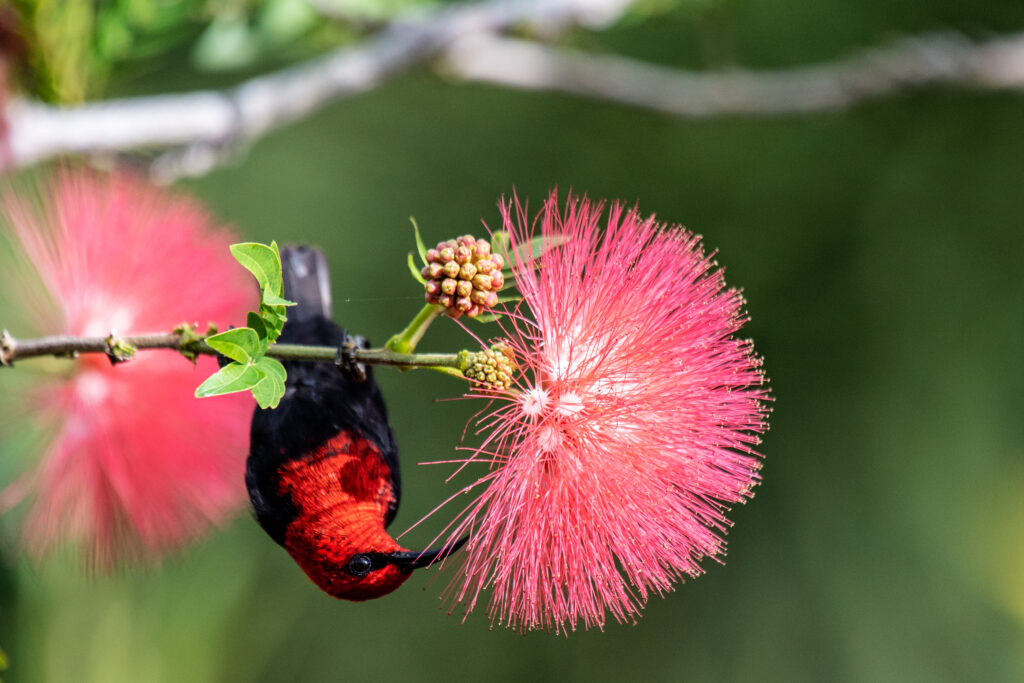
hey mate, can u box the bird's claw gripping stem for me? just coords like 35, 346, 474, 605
336, 331, 368, 383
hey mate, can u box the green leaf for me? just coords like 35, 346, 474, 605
410, 216, 428, 264
193, 15, 261, 71
230, 242, 284, 297
407, 252, 427, 285
425, 365, 465, 380
495, 234, 564, 293
519, 235, 554, 265
257, 355, 286, 383
262, 290, 296, 308
490, 230, 510, 259
495, 232, 558, 272
229, 241, 293, 343
250, 356, 287, 409
198, 240, 296, 405
247, 312, 268, 343
205, 328, 261, 364
261, 308, 288, 343
195, 362, 265, 398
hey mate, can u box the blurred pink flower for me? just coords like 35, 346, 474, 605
437, 193, 770, 633
0, 169, 254, 567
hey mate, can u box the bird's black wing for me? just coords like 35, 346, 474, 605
245, 246, 401, 546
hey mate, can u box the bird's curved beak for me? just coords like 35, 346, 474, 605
388, 536, 468, 570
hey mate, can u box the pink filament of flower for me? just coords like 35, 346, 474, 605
433, 192, 769, 633
1, 169, 254, 567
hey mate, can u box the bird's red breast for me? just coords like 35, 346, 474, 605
276, 431, 411, 600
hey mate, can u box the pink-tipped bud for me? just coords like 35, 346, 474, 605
422, 233, 507, 318
472, 273, 492, 291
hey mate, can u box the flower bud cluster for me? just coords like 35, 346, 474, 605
461, 344, 516, 390
422, 235, 505, 318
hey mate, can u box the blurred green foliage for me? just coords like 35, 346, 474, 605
1, 0, 1023, 681
4, 0, 707, 101
9, 0, 204, 101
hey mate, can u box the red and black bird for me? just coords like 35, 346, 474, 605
246, 246, 461, 600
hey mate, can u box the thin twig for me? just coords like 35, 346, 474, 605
442, 31, 1024, 117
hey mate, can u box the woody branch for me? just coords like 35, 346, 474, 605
4, 0, 634, 181
442, 30, 1024, 116
5, 1, 1024, 180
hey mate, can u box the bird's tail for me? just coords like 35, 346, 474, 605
280, 245, 332, 325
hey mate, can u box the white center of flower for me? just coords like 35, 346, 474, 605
81, 302, 136, 336
554, 390, 585, 419
536, 424, 562, 453
520, 386, 550, 418
76, 370, 110, 405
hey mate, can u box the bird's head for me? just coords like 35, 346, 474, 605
285, 522, 466, 601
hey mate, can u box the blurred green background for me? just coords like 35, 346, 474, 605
2, 0, 1024, 681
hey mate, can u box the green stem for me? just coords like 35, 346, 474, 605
385, 303, 442, 354
270, 344, 461, 370
1, 330, 462, 372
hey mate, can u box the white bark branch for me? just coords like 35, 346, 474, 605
4, 0, 633, 179
443, 31, 1024, 117
5, 0, 1024, 180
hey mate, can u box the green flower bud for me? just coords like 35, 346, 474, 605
460, 343, 516, 390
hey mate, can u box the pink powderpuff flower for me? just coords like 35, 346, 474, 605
0, 168, 254, 568
435, 192, 770, 633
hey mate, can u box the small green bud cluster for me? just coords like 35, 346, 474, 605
422, 235, 505, 318
462, 344, 516, 390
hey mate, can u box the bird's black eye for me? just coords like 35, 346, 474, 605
347, 554, 374, 577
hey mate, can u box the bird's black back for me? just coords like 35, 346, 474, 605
245, 246, 401, 546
